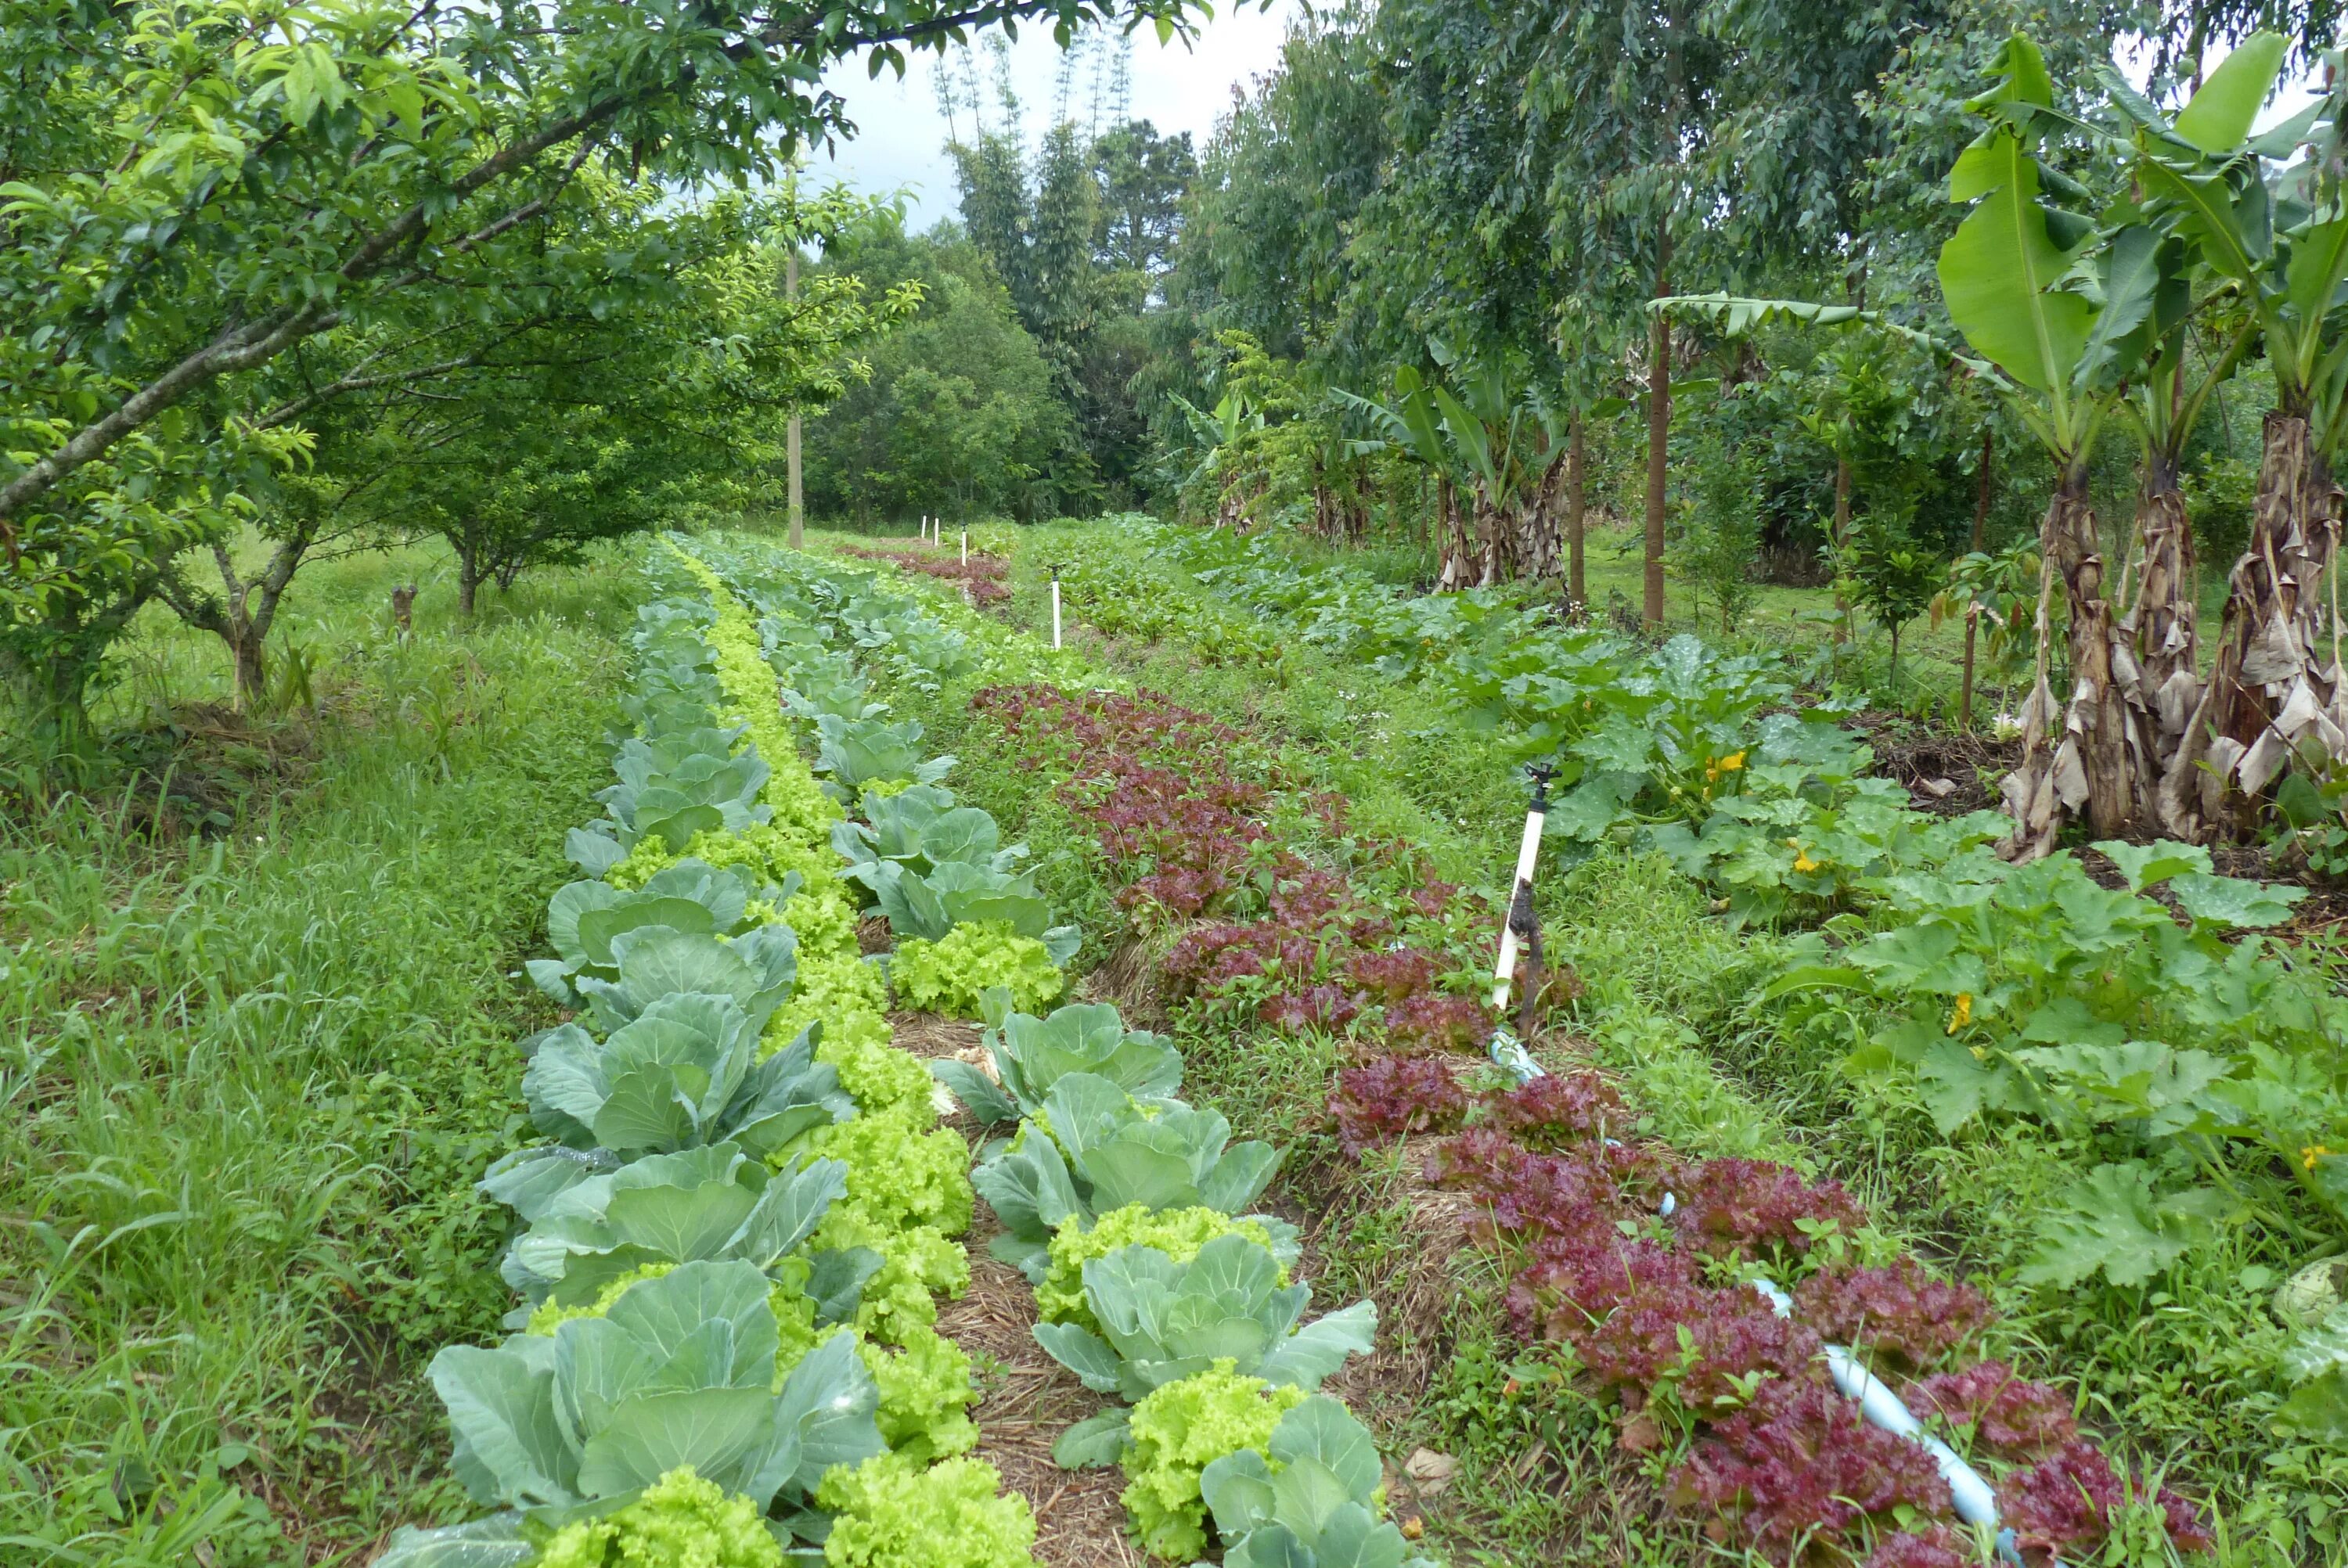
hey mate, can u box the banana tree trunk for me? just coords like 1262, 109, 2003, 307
1517, 450, 1568, 584
2001, 466, 2155, 857
2159, 411, 2346, 838
2118, 455, 2200, 772
1436, 475, 1475, 590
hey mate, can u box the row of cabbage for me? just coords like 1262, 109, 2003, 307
1066, 520, 2348, 1478
699, 532, 1439, 1568
378, 538, 1045, 1568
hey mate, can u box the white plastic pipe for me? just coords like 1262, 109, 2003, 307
1488, 796, 1547, 1016
1050, 573, 1062, 649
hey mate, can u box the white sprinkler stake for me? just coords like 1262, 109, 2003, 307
960, 529, 967, 563
1050, 568, 1063, 650
1489, 776, 1549, 1015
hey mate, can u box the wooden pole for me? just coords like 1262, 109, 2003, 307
786, 247, 803, 550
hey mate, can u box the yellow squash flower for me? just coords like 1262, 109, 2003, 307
1946, 993, 1972, 1033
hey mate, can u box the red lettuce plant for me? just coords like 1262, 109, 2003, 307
1791, 1260, 1993, 1374
1259, 982, 1361, 1034
1669, 1376, 1953, 1559
1903, 1361, 2076, 1461
2000, 1440, 2211, 1559
1484, 1070, 1624, 1149
1579, 1286, 1824, 1409
1385, 991, 1494, 1053
1328, 1058, 1468, 1155
1671, 1158, 1864, 1263
1343, 947, 1440, 1002
1504, 1232, 1697, 1340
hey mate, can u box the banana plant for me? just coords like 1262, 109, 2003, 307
2110, 33, 2348, 836
1335, 348, 1552, 589
1932, 34, 2175, 855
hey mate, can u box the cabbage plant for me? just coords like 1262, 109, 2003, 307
600, 725, 775, 851
499, 1144, 855, 1312
1035, 1233, 1375, 1401
871, 859, 1076, 962
1202, 1397, 1431, 1568
972, 1075, 1281, 1277
833, 785, 1027, 898
483, 935, 850, 1221
526, 860, 800, 1008
932, 998, 1182, 1125
375, 1262, 883, 1566
814, 713, 954, 796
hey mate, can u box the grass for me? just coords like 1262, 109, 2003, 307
0, 541, 639, 1566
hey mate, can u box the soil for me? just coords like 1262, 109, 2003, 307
1845, 709, 2019, 818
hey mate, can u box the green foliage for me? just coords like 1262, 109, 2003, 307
1773, 844, 2338, 1289
1202, 1397, 1427, 1568
1037, 1205, 1291, 1331
933, 998, 1183, 1124
1031, 1233, 1375, 1401
1835, 516, 1946, 682
971, 1075, 1285, 1278
805, 215, 1082, 523
1116, 1367, 1308, 1561
1672, 434, 1763, 635
532, 1466, 787, 1568
814, 1453, 1040, 1568
530, 859, 798, 1009
891, 923, 1067, 1018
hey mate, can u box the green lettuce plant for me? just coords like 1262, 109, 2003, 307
527, 860, 801, 1008
971, 1075, 1283, 1278
814, 1453, 1038, 1568
889, 925, 1066, 1018
1033, 1233, 1375, 1404
1107, 1365, 1305, 1558
377, 1263, 884, 1563
932, 998, 1183, 1125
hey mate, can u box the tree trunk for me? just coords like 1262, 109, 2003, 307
2001, 466, 2154, 857
1519, 449, 1568, 584
1566, 411, 1587, 613
1831, 450, 1853, 642
1961, 427, 1992, 730
2159, 410, 2346, 838
786, 249, 805, 551
457, 544, 483, 620
1644, 243, 1672, 628
2119, 452, 2199, 773
1435, 475, 1475, 590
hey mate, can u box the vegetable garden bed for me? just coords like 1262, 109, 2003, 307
819, 519, 2348, 1566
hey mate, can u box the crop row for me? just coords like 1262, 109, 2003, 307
693, 532, 1431, 1567
376, 538, 1062, 1568
852, 537, 2222, 1565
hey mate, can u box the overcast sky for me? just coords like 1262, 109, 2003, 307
809, 1, 1302, 231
